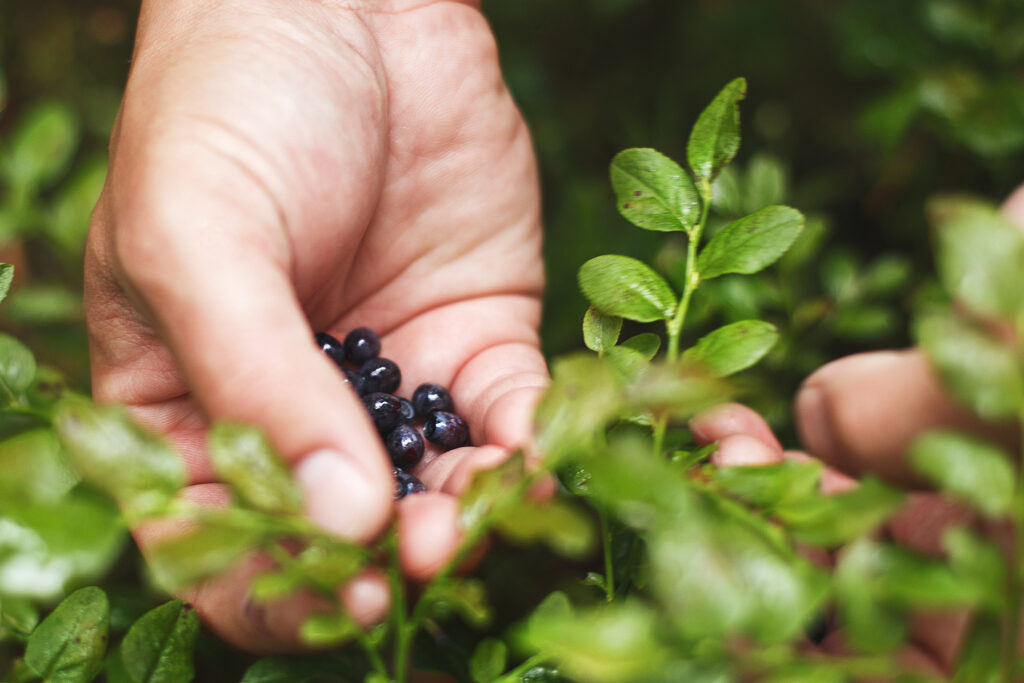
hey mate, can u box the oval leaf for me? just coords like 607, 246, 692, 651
610, 148, 700, 232
0, 263, 14, 304
54, 398, 185, 515
578, 255, 676, 322
469, 638, 508, 683
7, 103, 80, 189
0, 332, 36, 399
910, 431, 1014, 517
582, 306, 622, 354
682, 320, 778, 377
687, 77, 747, 182
209, 423, 302, 515
121, 601, 199, 683
620, 333, 661, 360
25, 586, 109, 683
698, 205, 805, 280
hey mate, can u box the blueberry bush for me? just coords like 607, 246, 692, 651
3, 1, 1024, 681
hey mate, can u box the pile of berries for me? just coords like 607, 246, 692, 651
315, 327, 471, 499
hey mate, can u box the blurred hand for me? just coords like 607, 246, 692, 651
692, 186, 1024, 674
85, 0, 547, 651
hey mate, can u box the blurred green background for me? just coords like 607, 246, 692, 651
2, 0, 1023, 436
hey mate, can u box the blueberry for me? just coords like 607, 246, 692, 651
398, 397, 416, 424
412, 383, 454, 418
362, 392, 403, 434
393, 469, 427, 499
359, 358, 401, 394
343, 368, 364, 394
386, 423, 424, 470
423, 411, 470, 451
315, 332, 346, 368
344, 327, 381, 364
804, 612, 829, 644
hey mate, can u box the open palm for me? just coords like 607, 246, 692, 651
85, 0, 546, 650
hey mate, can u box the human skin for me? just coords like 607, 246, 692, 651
85, 0, 547, 651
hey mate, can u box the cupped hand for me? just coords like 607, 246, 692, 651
85, 0, 546, 651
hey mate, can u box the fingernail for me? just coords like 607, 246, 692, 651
794, 386, 840, 465
295, 450, 386, 542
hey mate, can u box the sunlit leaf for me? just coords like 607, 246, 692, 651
911, 431, 1014, 517
688, 77, 747, 183
422, 578, 491, 628
698, 206, 805, 280
209, 422, 302, 515
710, 461, 821, 509
0, 333, 36, 402
610, 148, 700, 232
776, 478, 902, 547
147, 516, 261, 591
582, 306, 622, 354
578, 255, 677, 322
5, 102, 80, 190
682, 320, 778, 377
469, 638, 507, 683
495, 498, 595, 558
620, 333, 660, 360
298, 611, 357, 648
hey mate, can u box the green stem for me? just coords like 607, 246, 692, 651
1003, 408, 1024, 683
665, 178, 712, 363
598, 508, 615, 602
494, 654, 551, 683
388, 531, 411, 683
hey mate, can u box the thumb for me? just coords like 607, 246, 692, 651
93, 181, 393, 544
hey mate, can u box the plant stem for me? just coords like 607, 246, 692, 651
494, 654, 551, 683
1003, 408, 1024, 683
388, 531, 411, 683
599, 508, 615, 601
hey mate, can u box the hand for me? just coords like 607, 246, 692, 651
85, 0, 547, 651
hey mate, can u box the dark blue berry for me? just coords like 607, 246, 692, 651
386, 423, 424, 470
315, 332, 346, 368
359, 358, 401, 395
343, 368, 363, 394
804, 612, 829, 644
362, 392, 403, 434
423, 411, 470, 451
412, 383, 454, 418
344, 327, 381, 364
393, 469, 427, 499
398, 397, 416, 424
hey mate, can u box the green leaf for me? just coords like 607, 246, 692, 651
249, 571, 304, 604
120, 600, 199, 683
687, 77, 747, 183
147, 516, 261, 591
953, 615, 1001, 683
710, 461, 822, 509
298, 612, 357, 649
6, 286, 84, 325
605, 345, 649, 380
698, 206, 805, 280
517, 600, 670, 683
0, 490, 125, 601
944, 527, 1007, 613
6, 103, 80, 190
910, 431, 1015, 517
0, 333, 36, 401
209, 422, 302, 515
469, 638, 507, 683
742, 154, 788, 213
422, 578, 491, 628
931, 196, 1024, 318
25, 586, 109, 683
833, 539, 907, 654
0, 428, 79, 503
582, 306, 622, 354
1, 598, 39, 639
241, 657, 353, 683
0, 263, 14, 304
682, 320, 778, 377
495, 498, 595, 558
624, 360, 731, 421
460, 451, 527, 530
776, 478, 902, 547
916, 313, 1024, 420
49, 157, 107, 255
830, 305, 897, 340
620, 333, 661, 360
610, 148, 700, 232
859, 255, 912, 297
54, 398, 185, 515
578, 255, 677, 322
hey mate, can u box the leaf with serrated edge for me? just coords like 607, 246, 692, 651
578, 255, 676, 322
682, 320, 778, 377
582, 306, 622, 354
698, 206, 805, 280
25, 586, 109, 683
687, 77, 747, 182
611, 148, 700, 232
121, 600, 199, 683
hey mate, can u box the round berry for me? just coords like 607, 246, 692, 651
359, 358, 401, 395
386, 423, 424, 470
315, 332, 345, 368
412, 383, 454, 418
393, 469, 427, 499
398, 397, 416, 424
362, 392, 403, 434
423, 411, 470, 451
344, 327, 381, 363
343, 368, 364, 394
